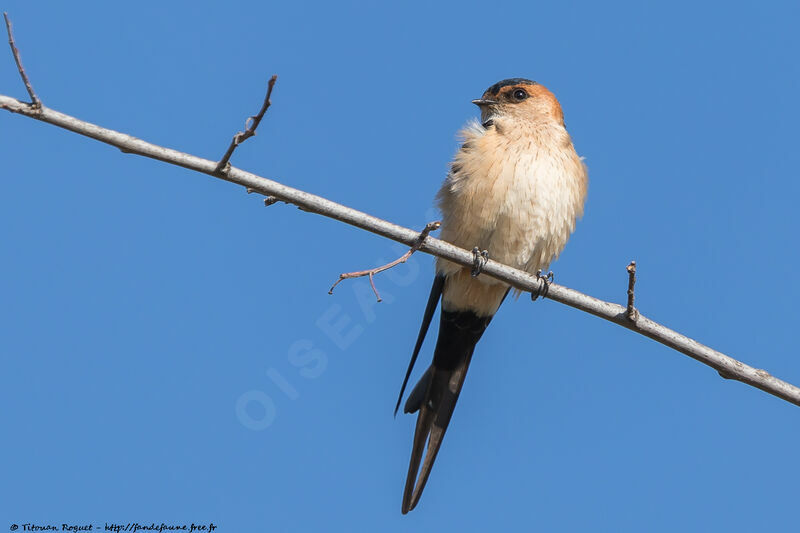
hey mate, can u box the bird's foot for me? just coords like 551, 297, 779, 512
531, 270, 554, 301
471, 247, 489, 277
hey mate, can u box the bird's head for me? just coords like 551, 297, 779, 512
472, 78, 565, 128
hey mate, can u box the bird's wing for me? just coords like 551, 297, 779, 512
394, 274, 445, 416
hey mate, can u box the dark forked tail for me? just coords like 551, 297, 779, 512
401, 308, 492, 514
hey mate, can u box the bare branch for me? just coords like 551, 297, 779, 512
626, 260, 638, 321
1, 93, 799, 408
3, 13, 40, 108
329, 221, 441, 301
216, 75, 277, 172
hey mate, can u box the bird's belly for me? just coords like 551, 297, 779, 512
440, 164, 576, 275
435, 132, 585, 315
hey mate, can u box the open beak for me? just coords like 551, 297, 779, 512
472, 98, 499, 107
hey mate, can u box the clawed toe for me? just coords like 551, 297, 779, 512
471, 247, 489, 277
531, 269, 554, 300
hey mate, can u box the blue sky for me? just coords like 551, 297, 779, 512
2, 1, 799, 531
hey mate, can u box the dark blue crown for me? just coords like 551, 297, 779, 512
485, 78, 537, 96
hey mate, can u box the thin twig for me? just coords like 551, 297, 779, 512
329, 221, 441, 302
626, 260, 638, 321
3, 13, 40, 108
216, 74, 277, 172
1, 94, 799, 408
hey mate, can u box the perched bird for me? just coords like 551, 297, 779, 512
396, 78, 588, 513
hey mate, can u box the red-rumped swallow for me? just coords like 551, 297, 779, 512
396, 78, 588, 513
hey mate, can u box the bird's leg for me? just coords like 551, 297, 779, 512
531, 269, 554, 301
471, 247, 489, 277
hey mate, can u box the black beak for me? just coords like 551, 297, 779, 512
472, 98, 498, 107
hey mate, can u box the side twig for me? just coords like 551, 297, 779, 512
626, 260, 638, 321
329, 221, 441, 302
216, 74, 278, 173
3, 13, 40, 108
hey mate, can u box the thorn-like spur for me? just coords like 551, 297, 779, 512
471, 247, 489, 277
625, 260, 638, 321
531, 269, 554, 301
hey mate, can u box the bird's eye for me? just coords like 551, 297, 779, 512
512, 89, 528, 101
